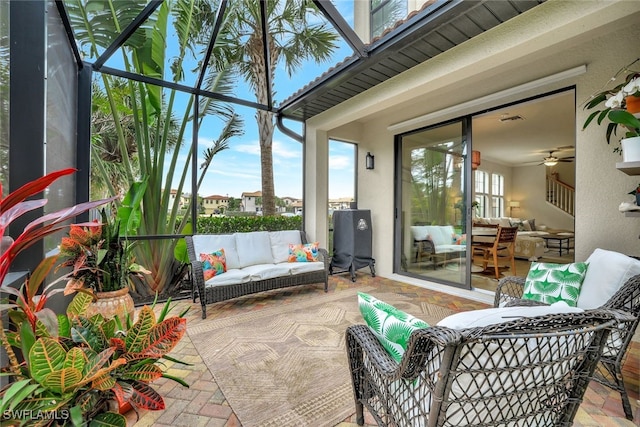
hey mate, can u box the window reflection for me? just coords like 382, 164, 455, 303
398, 121, 470, 289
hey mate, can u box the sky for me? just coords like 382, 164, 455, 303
81, 1, 368, 201
164, 0, 358, 201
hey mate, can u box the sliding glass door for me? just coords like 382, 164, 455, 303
395, 119, 471, 289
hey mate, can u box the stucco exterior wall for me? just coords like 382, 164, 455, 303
304, 0, 640, 282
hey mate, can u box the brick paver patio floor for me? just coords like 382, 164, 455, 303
130, 274, 639, 426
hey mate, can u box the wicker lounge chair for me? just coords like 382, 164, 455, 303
494, 274, 640, 421
346, 310, 619, 427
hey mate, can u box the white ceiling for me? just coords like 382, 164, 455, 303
473, 90, 576, 167
400, 89, 577, 168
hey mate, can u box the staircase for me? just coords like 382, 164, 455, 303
546, 174, 574, 217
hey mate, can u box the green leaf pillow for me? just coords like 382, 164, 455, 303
522, 262, 589, 307
357, 292, 429, 363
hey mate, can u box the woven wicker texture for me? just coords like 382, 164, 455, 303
346, 310, 617, 427
495, 273, 640, 420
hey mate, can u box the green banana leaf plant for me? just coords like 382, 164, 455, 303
65, 0, 243, 296
0, 291, 188, 426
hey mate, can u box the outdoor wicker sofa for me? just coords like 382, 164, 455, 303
494, 272, 640, 421
346, 309, 621, 427
186, 230, 329, 319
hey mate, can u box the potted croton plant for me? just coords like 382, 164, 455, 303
0, 169, 189, 425
1, 273, 188, 426
583, 63, 640, 161
56, 180, 149, 324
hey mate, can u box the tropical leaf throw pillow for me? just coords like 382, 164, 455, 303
200, 249, 227, 281
357, 292, 429, 363
522, 262, 589, 307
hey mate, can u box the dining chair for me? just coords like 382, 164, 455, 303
470, 223, 498, 265
477, 225, 518, 279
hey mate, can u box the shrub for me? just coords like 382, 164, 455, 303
196, 215, 302, 234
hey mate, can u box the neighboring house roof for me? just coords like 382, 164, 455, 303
242, 191, 262, 197
204, 195, 228, 200
279, 0, 545, 121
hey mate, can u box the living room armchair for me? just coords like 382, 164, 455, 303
346, 309, 618, 427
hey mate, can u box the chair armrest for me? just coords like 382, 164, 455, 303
317, 247, 330, 272
346, 324, 461, 381
418, 239, 435, 254
604, 308, 637, 324
503, 298, 548, 307
346, 324, 400, 378
494, 276, 526, 307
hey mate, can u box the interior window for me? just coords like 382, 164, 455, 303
474, 170, 489, 218
491, 173, 505, 217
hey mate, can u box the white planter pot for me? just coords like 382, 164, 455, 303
621, 136, 640, 162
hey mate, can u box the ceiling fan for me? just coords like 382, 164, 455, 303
539, 150, 575, 166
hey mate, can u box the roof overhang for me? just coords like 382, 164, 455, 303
278, 0, 545, 122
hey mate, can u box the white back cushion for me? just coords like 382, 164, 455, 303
577, 248, 640, 309
269, 230, 302, 263
410, 226, 429, 241
425, 226, 449, 246
441, 225, 455, 239
235, 231, 274, 267
192, 234, 241, 269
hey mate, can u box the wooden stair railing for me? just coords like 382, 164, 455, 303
546, 174, 575, 216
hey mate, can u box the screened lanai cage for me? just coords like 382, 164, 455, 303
1, 0, 546, 300
2, 0, 362, 301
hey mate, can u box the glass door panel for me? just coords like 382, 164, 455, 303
396, 120, 470, 289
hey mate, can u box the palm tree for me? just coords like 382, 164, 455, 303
67, 0, 243, 295
212, 0, 338, 215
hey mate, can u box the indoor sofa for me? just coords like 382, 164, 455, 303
186, 230, 329, 318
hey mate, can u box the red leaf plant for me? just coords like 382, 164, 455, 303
0, 168, 117, 286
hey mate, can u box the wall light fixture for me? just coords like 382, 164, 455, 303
366, 152, 375, 170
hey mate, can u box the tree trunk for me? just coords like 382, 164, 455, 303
250, 32, 277, 216
257, 109, 276, 215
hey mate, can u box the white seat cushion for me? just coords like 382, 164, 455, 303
204, 269, 251, 287
235, 231, 274, 267
241, 263, 292, 281
436, 302, 583, 330
577, 248, 640, 309
269, 230, 302, 263
286, 261, 325, 274
433, 244, 466, 254
193, 234, 241, 269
